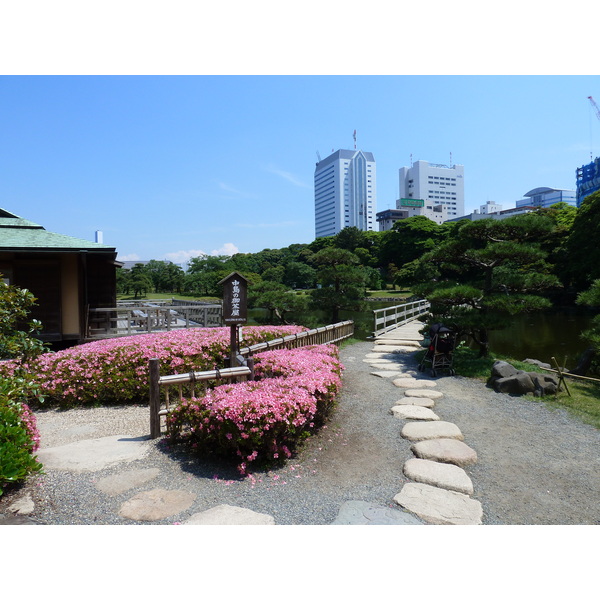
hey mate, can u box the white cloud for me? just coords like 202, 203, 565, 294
210, 242, 239, 256
235, 221, 299, 229
117, 253, 141, 261
217, 182, 258, 199
264, 164, 310, 188
163, 243, 239, 263
163, 249, 207, 263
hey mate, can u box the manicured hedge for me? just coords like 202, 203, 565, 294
0, 326, 306, 408
167, 344, 343, 474
0, 376, 42, 496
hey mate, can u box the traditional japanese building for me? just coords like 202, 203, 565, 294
0, 208, 119, 347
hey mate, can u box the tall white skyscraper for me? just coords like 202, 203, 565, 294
314, 149, 377, 238
399, 160, 464, 218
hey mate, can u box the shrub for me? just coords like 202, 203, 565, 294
0, 326, 306, 408
0, 376, 43, 496
167, 345, 343, 474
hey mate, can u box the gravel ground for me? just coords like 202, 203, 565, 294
2, 340, 599, 525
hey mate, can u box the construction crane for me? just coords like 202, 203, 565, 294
589, 96, 600, 121
588, 96, 600, 160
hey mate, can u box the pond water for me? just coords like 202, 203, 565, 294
248, 303, 596, 369
485, 310, 594, 367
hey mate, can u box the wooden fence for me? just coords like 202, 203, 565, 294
148, 319, 354, 438
371, 299, 430, 338
87, 301, 222, 339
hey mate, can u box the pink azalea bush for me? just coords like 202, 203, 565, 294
167, 344, 343, 474
0, 326, 306, 407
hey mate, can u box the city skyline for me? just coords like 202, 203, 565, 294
1, 75, 598, 263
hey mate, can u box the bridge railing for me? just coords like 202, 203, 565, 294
372, 300, 430, 337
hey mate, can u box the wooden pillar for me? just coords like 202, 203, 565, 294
149, 358, 161, 439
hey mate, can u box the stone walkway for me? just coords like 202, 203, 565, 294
367, 321, 483, 525
4, 319, 482, 525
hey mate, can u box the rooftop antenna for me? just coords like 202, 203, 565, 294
316, 150, 321, 162
410, 153, 413, 167
450, 152, 453, 167
353, 129, 357, 150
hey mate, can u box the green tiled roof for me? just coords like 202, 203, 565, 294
0, 208, 115, 251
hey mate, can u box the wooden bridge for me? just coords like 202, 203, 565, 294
86, 300, 222, 340
371, 299, 430, 339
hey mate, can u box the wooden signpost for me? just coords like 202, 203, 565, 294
219, 272, 248, 367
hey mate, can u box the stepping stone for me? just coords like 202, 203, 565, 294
401, 421, 464, 441
373, 345, 419, 353
185, 505, 275, 525
412, 438, 478, 467
95, 468, 161, 497
8, 493, 35, 516
371, 371, 401, 378
394, 396, 435, 408
374, 340, 422, 348
404, 389, 443, 399
392, 378, 437, 388
331, 500, 423, 525
391, 405, 440, 421
394, 482, 482, 525
364, 361, 403, 370
118, 488, 196, 521
36, 435, 149, 472
403, 458, 474, 495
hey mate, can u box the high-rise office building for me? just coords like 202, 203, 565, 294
399, 160, 464, 218
314, 149, 376, 238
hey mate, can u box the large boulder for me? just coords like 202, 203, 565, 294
522, 358, 552, 370
528, 372, 558, 397
492, 372, 535, 395
491, 360, 520, 379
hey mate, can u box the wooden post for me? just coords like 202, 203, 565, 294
149, 358, 161, 438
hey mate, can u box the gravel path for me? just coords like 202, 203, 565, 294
2, 340, 599, 525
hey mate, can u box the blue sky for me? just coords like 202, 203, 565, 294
1, 75, 599, 263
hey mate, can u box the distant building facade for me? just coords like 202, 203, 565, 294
447, 202, 535, 223
376, 197, 448, 231
399, 160, 465, 218
576, 157, 600, 207
314, 149, 376, 238
516, 187, 576, 209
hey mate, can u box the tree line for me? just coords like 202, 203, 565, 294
117, 193, 600, 358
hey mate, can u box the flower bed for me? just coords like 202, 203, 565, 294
167, 344, 343, 474
0, 326, 306, 407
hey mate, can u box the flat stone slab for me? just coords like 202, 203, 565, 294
394, 396, 436, 408
95, 468, 161, 497
8, 493, 35, 516
36, 435, 149, 472
394, 482, 482, 525
404, 389, 443, 399
118, 488, 196, 521
412, 438, 478, 466
403, 458, 474, 495
371, 371, 401, 378
372, 345, 420, 353
331, 500, 423, 525
393, 378, 437, 388
401, 421, 464, 441
374, 340, 422, 347
364, 362, 403, 370
185, 505, 275, 525
391, 405, 440, 421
